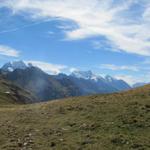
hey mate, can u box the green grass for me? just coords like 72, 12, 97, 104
0, 85, 150, 149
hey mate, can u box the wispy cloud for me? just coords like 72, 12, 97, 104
1, 0, 150, 56
0, 45, 20, 57
100, 64, 139, 72
115, 75, 139, 85
115, 74, 150, 85
25, 60, 67, 74
142, 58, 150, 65
0, 19, 52, 35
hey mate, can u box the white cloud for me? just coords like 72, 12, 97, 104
115, 75, 139, 85
0, 45, 20, 57
69, 67, 79, 73
100, 64, 139, 72
2, 0, 150, 56
115, 73, 150, 85
25, 60, 67, 74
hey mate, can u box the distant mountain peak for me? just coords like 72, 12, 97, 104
105, 75, 115, 82
133, 82, 148, 88
1, 60, 27, 72
71, 70, 94, 80
71, 70, 104, 81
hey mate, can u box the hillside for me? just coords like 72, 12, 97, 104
4, 67, 81, 101
0, 85, 149, 149
0, 76, 36, 104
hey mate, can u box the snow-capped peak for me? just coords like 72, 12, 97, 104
1, 60, 27, 72
105, 75, 116, 82
71, 70, 103, 81
71, 70, 93, 79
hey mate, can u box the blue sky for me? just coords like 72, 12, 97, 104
0, 0, 150, 85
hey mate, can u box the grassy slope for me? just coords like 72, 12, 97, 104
0, 77, 36, 105
0, 85, 149, 150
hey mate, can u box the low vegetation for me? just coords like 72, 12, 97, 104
0, 85, 149, 149
0, 77, 35, 105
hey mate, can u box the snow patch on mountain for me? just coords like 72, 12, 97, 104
1, 61, 27, 72
71, 70, 104, 82
105, 75, 116, 82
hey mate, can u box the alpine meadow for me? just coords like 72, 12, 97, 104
0, 0, 150, 150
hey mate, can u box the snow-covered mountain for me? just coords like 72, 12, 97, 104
105, 75, 115, 82
105, 75, 131, 91
71, 70, 94, 80
71, 71, 131, 92
71, 70, 104, 81
1, 61, 27, 72
0, 61, 131, 101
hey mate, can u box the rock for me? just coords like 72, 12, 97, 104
81, 139, 93, 145
23, 142, 28, 146
59, 138, 64, 142
50, 142, 56, 147
18, 142, 23, 147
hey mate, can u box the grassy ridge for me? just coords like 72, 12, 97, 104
0, 85, 149, 149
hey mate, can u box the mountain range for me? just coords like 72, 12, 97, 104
0, 61, 131, 102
